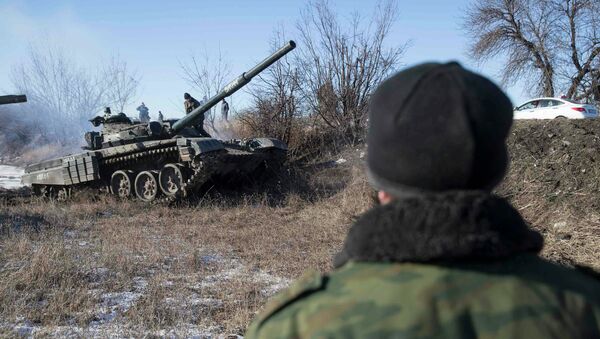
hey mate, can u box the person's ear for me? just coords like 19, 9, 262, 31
378, 191, 394, 205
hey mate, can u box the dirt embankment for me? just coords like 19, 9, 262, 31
499, 119, 600, 269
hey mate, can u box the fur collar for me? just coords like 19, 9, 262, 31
334, 191, 543, 268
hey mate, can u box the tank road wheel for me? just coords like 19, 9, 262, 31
33, 185, 54, 198
159, 164, 187, 197
56, 187, 70, 202
110, 170, 135, 198
134, 171, 160, 202
32, 185, 44, 197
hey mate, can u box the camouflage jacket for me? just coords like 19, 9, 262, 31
246, 192, 600, 339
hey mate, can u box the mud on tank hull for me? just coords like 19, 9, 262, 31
21, 137, 287, 202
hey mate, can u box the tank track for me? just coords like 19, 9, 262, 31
159, 153, 223, 203
99, 146, 223, 203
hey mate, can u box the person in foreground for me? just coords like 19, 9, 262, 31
245, 62, 600, 338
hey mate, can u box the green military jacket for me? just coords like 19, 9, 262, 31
247, 192, 600, 338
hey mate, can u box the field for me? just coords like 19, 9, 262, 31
1, 120, 599, 337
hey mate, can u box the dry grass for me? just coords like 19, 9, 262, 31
2, 120, 600, 336
0, 162, 372, 337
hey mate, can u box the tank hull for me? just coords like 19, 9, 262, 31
22, 137, 287, 201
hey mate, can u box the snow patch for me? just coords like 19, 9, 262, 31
91, 276, 148, 326
1, 256, 280, 338
154, 324, 234, 338
189, 296, 224, 309
92, 291, 142, 325
253, 271, 291, 296
13, 320, 34, 337
132, 276, 148, 290
192, 258, 290, 296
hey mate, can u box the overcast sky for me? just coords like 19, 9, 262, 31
0, 0, 527, 119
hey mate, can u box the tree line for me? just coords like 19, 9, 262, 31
3, 0, 600, 159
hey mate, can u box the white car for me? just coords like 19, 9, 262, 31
513, 98, 598, 119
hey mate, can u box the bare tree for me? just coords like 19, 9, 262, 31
465, 0, 600, 100
556, 0, 600, 100
179, 47, 232, 133
240, 29, 303, 145
296, 0, 406, 140
11, 46, 106, 144
10, 45, 140, 146
102, 55, 141, 113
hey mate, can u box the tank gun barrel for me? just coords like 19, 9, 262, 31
0, 95, 27, 105
171, 40, 296, 134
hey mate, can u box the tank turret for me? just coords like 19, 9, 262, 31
83, 41, 296, 150
0, 95, 27, 105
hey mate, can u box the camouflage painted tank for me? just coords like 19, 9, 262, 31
21, 41, 295, 202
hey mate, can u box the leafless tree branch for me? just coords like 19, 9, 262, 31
179, 47, 232, 134
465, 0, 600, 101
295, 0, 407, 141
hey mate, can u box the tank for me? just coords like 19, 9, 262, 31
0, 95, 27, 105
21, 41, 296, 202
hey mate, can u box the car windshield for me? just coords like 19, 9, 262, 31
562, 98, 580, 104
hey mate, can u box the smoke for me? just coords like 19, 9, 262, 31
0, 103, 86, 165
209, 119, 240, 140
0, 44, 140, 165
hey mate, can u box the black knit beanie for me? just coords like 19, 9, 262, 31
367, 62, 513, 196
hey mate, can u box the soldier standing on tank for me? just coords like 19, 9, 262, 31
137, 102, 150, 123
103, 107, 112, 120
246, 62, 600, 338
221, 98, 230, 121
157, 110, 164, 122
184, 92, 211, 137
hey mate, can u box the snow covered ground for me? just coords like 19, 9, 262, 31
0, 252, 287, 338
0, 165, 24, 189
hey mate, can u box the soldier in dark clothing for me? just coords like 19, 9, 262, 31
183, 92, 211, 137
183, 92, 200, 114
103, 107, 112, 119
136, 102, 150, 123
221, 98, 229, 121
